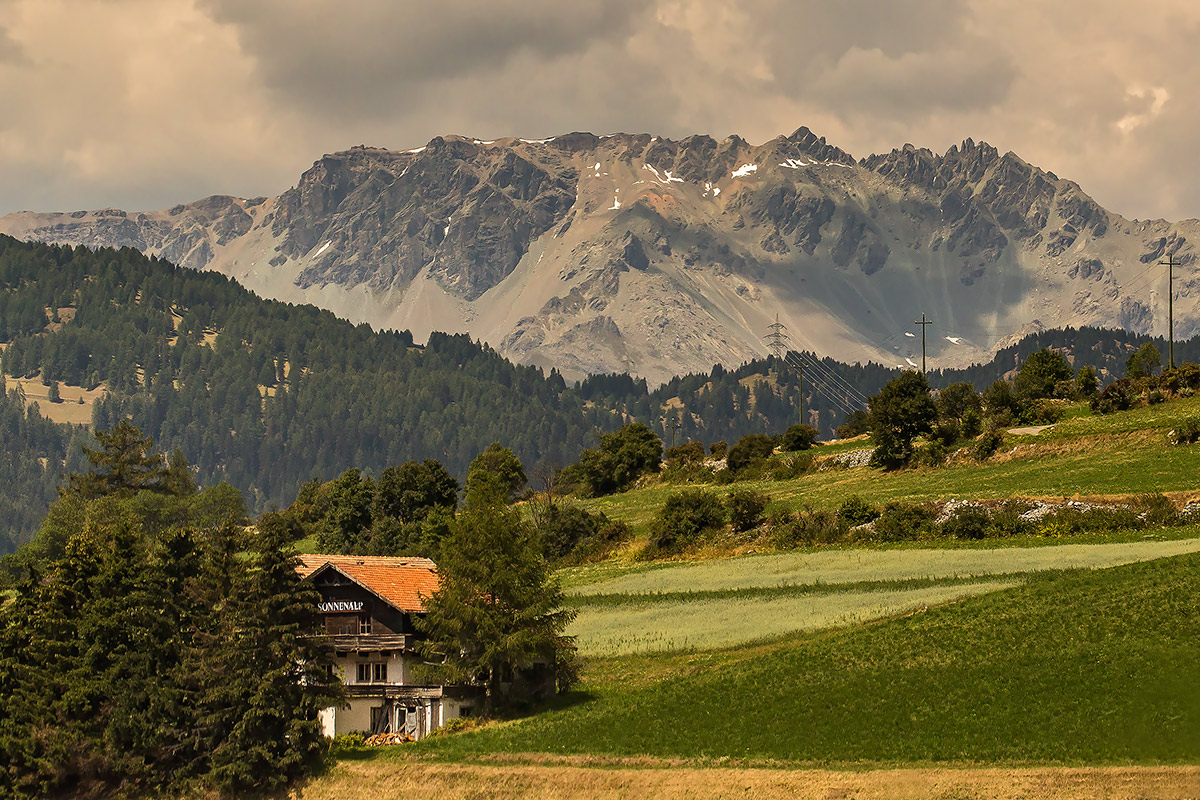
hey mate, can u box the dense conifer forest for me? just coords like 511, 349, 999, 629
0, 236, 625, 550
0, 233, 1184, 553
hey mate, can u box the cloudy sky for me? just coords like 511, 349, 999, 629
1, 0, 1197, 220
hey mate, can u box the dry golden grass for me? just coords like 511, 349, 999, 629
13, 376, 102, 425
295, 760, 1200, 800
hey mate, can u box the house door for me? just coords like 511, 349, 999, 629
369, 703, 392, 734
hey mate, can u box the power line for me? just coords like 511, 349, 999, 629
787, 350, 867, 404
789, 351, 871, 407
785, 352, 867, 418
914, 313, 933, 374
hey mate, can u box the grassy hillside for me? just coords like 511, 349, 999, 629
578, 395, 1200, 539
416, 551, 1200, 764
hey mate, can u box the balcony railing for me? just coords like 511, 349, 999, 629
323, 633, 413, 651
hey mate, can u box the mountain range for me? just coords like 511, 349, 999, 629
2, 127, 1196, 384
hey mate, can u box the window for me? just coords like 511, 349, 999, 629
356, 662, 388, 683
459, 706, 473, 718
359, 615, 372, 635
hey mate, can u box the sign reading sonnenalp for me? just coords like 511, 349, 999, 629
318, 600, 364, 613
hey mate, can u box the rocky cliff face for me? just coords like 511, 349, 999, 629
4, 128, 1198, 385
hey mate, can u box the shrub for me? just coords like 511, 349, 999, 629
662, 462, 714, 485
780, 424, 819, 451
770, 452, 812, 480
987, 505, 1033, 538
1018, 400, 1063, 425
532, 502, 628, 563
982, 380, 1021, 419
1169, 363, 1200, 392
935, 382, 982, 421
973, 427, 1005, 461
1091, 379, 1135, 414
1169, 416, 1200, 445
911, 440, 947, 468
941, 505, 990, 540
708, 440, 728, 458
835, 409, 870, 439
1038, 506, 1143, 536
930, 418, 961, 447
1053, 378, 1078, 400
1147, 389, 1166, 406
559, 520, 632, 566
664, 440, 707, 465
713, 467, 737, 485
960, 408, 983, 439
725, 434, 777, 472
330, 733, 367, 754
1075, 365, 1100, 398
873, 502, 936, 542
837, 495, 879, 527
772, 509, 843, 549
727, 490, 770, 533
646, 489, 727, 555
1135, 493, 1179, 527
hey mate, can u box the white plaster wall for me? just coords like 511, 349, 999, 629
333, 698, 377, 735
319, 706, 337, 738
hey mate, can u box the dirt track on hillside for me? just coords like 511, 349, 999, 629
297, 760, 1200, 800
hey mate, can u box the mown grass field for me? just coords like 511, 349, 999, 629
416, 552, 1200, 765
563, 536, 1200, 655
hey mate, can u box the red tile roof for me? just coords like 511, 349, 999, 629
297, 554, 440, 613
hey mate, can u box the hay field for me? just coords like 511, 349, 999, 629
299, 761, 1200, 800
563, 537, 1200, 655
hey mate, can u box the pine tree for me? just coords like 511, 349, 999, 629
66, 420, 171, 499
202, 512, 339, 795
415, 490, 576, 714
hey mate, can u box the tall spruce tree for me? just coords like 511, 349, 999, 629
0, 424, 339, 799
203, 512, 339, 795
416, 482, 576, 714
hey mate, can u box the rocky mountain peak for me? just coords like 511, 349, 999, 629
2, 126, 1197, 385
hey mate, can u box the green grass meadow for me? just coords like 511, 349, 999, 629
321, 396, 1200, 773
420, 552, 1200, 764
563, 537, 1200, 656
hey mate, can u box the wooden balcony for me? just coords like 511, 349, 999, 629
323, 633, 413, 651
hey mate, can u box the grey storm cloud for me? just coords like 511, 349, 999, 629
1, 0, 1199, 222
199, 0, 655, 116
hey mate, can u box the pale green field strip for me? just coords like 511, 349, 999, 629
569, 580, 1018, 656
567, 537, 1200, 597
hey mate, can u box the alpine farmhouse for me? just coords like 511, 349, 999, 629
297, 555, 480, 739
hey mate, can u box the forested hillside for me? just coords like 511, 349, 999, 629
583, 325, 1180, 447
0, 233, 1187, 554
0, 236, 627, 551
0, 384, 92, 553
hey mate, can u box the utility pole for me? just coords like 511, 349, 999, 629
1160, 254, 1180, 370
914, 313, 933, 374
763, 315, 802, 424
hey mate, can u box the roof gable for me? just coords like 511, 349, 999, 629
298, 554, 439, 613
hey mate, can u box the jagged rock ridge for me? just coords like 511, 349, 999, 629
3, 127, 1198, 385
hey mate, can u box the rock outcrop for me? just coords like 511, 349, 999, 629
4, 129, 1198, 385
